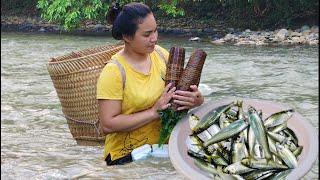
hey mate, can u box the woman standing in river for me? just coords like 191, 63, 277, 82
96, 2, 204, 165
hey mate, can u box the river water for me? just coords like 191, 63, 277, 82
1, 32, 318, 179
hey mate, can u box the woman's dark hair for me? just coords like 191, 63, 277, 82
106, 2, 152, 40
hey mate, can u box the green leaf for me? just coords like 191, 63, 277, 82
158, 0, 185, 18
158, 107, 187, 146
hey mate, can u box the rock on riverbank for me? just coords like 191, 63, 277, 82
1, 16, 318, 46
210, 26, 319, 46
1, 16, 114, 35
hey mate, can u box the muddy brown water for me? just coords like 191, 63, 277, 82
1, 32, 318, 179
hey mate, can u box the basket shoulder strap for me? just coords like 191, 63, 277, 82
154, 46, 167, 65
109, 59, 126, 90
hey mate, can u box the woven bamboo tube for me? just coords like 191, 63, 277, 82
47, 44, 124, 146
172, 49, 207, 110
165, 47, 185, 87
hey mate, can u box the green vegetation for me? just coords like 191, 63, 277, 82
35, 0, 185, 30
168, 0, 319, 29
158, 108, 187, 146
219, 0, 319, 29
1, 0, 318, 31
36, 0, 109, 30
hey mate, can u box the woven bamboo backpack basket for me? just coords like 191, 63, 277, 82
47, 43, 124, 146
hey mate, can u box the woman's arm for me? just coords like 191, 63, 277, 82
99, 83, 176, 134
98, 100, 158, 134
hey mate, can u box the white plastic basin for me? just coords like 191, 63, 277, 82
169, 97, 318, 180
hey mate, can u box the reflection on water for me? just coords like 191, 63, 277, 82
1, 32, 318, 179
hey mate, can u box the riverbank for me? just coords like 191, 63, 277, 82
1, 15, 318, 46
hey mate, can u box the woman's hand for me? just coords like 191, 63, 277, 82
151, 83, 176, 113
173, 85, 204, 111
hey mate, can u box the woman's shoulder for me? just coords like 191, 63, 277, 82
153, 45, 169, 63
110, 51, 122, 61
154, 45, 169, 56
102, 59, 122, 74
107, 52, 126, 67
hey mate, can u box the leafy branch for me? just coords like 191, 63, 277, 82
158, 107, 187, 146
36, 0, 186, 31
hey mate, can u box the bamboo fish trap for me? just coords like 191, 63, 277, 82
47, 43, 124, 146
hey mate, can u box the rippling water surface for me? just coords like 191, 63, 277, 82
1, 32, 318, 179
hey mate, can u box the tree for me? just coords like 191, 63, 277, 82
36, 0, 185, 31
36, 0, 318, 31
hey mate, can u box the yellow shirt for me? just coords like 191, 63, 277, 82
96, 45, 169, 161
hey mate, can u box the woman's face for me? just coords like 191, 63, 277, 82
125, 13, 158, 54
